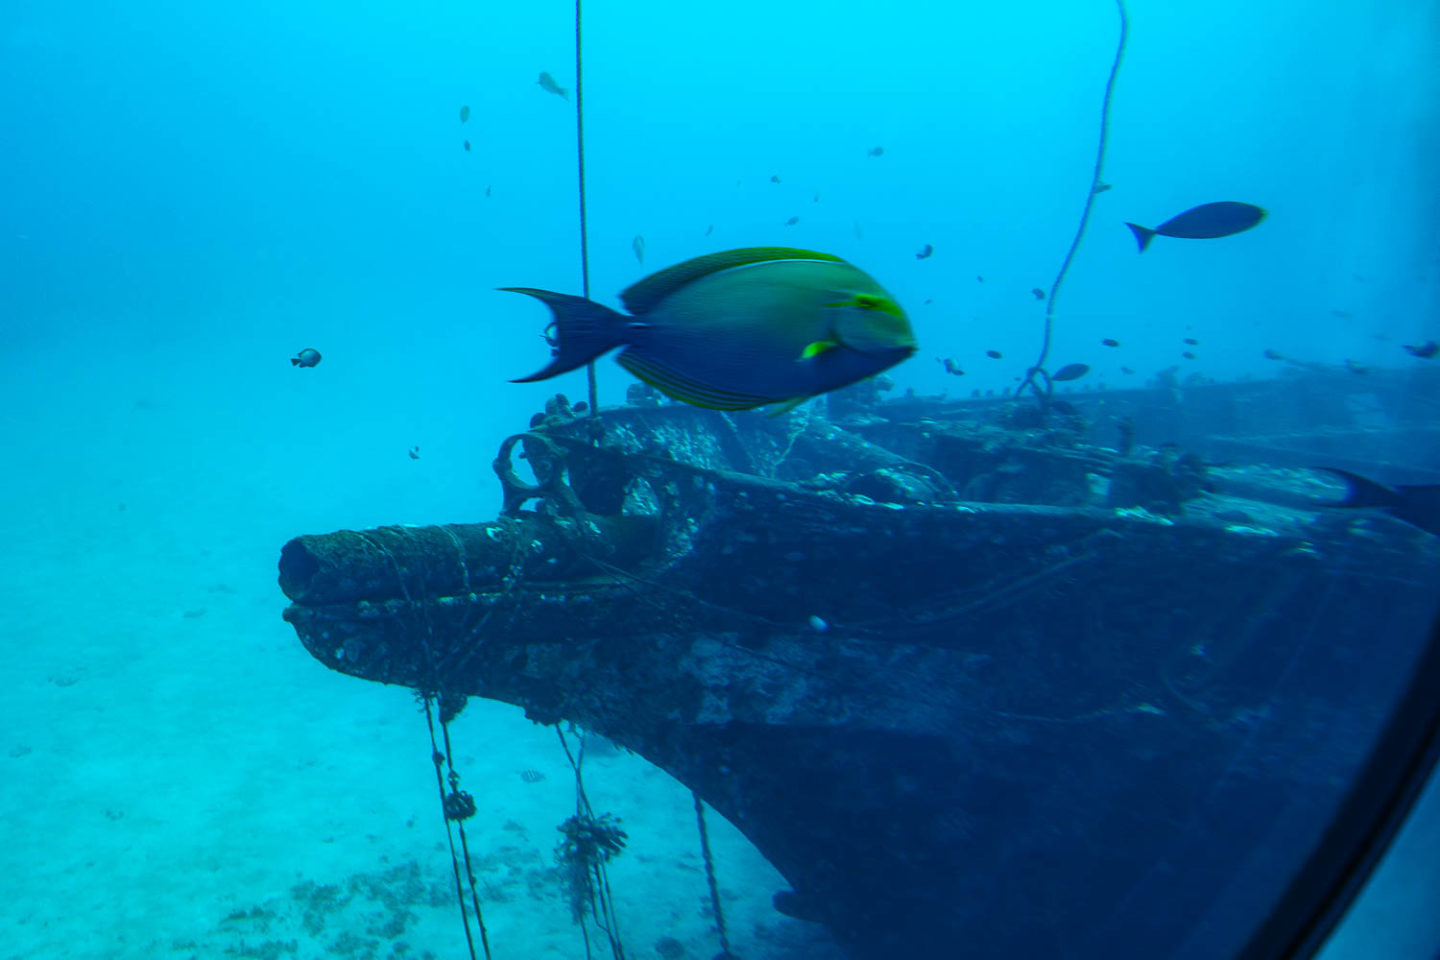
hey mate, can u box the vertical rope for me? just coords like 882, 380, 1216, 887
557, 727, 628, 959
356, 531, 491, 960
1017, 0, 1129, 400
693, 792, 736, 959
423, 698, 487, 960
573, 0, 598, 416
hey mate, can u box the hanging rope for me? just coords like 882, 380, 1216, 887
573, 0, 598, 416
693, 791, 738, 960
422, 693, 494, 960
1016, 0, 1129, 401
557, 726, 629, 960
353, 530, 494, 960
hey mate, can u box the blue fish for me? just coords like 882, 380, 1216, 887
1319, 469, 1440, 537
1125, 201, 1266, 253
502, 248, 916, 411
1051, 363, 1089, 382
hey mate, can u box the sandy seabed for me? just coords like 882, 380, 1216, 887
0, 335, 838, 960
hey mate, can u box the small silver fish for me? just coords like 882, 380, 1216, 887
633, 235, 645, 264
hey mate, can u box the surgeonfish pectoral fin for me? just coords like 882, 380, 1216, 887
1124, 222, 1157, 253
499, 287, 628, 383
800, 339, 839, 360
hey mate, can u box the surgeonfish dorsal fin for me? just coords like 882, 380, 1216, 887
620, 247, 846, 315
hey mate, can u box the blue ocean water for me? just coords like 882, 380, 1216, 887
2, 1, 1438, 958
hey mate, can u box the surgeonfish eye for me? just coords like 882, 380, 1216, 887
829, 293, 915, 353
825, 294, 905, 321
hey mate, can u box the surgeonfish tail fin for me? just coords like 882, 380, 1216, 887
1317, 468, 1400, 510
500, 287, 627, 383
1124, 222, 1157, 253
290, 357, 301, 366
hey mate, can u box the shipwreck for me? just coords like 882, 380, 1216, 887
278, 368, 1440, 959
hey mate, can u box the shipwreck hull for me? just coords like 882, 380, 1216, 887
279, 387, 1439, 958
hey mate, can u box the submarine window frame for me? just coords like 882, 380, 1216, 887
1232, 603, 1440, 960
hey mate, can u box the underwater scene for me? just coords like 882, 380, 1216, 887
3, 1, 1439, 958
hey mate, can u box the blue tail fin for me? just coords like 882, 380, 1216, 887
1318, 468, 1400, 510
1125, 222, 1157, 253
500, 288, 628, 382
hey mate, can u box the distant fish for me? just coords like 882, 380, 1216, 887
1094, 182, 1112, 194
1318, 468, 1440, 537
459, 104, 470, 123
936, 357, 964, 376
771, 175, 782, 183
867, 146, 884, 157
1264, 348, 1285, 360
1330, 309, 1353, 319
1182, 351, 1196, 359
1031, 288, 1045, 300
1120, 365, 1134, 374
916, 243, 933, 260
537, 71, 569, 99
1182, 337, 1199, 345
813, 192, 820, 202
854, 221, 864, 239
463, 140, 471, 152
1125, 201, 1267, 253
976, 275, 985, 282
1403, 340, 1437, 359
502, 247, 917, 411
785, 216, 800, 226
408, 445, 420, 460
986, 349, 1002, 359
633, 235, 646, 264
1101, 338, 1120, 347
704, 224, 714, 237
291, 348, 321, 368
1052, 363, 1089, 382
486, 185, 492, 197
1344, 359, 1368, 374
